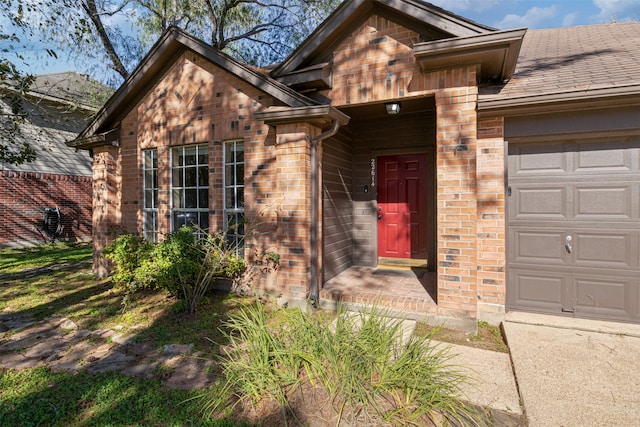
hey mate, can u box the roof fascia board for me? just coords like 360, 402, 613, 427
414, 28, 526, 81
478, 84, 640, 117
275, 62, 332, 90
378, 0, 494, 36
273, 0, 495, 76
255, 105, 350, 128
79, 27, 315, 142
67, 127, 120, 149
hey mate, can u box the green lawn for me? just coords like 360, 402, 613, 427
0, 243, 249, 426
0, 243, 487, 426
0, 367, 242, 427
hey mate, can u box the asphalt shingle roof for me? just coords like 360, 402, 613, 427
483, 22, 640, 99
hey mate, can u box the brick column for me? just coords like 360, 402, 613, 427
476, 115, 507, 322
273, 122, 320, 301
435, 74, 479, 321
92, 145, 120, 277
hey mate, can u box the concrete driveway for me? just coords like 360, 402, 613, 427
503, 312, 640, 427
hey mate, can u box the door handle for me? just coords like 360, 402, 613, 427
565, 235, 573, 254
377, 214, 383, 220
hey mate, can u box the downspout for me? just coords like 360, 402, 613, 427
309, 119, 341, 306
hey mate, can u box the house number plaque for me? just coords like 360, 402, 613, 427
370, 158, 376, 187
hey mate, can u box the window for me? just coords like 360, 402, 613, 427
171, 144, 209, 233
224, 140, 244, 252
143, 149, 158, 242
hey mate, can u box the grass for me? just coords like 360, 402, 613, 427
0, 367, 247, 426
207, 303, 484, 426
0, 244, 246, 354
1, 243, 488, 426
0, 242, 93, 273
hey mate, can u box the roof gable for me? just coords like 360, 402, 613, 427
272, 0, 496, 78
75, 27, 317, 144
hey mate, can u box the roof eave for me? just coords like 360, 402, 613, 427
66, 128, 120, 150
478, 84, 640, 117
272, 0, 497, 77
78, 27, 316, 143
414, 28, 527, 83
255, 105, 350, 129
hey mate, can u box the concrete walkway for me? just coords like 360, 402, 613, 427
503, 312, 640, 427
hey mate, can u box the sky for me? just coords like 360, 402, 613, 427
429, 0, 640, 29
3, 0, 640, 80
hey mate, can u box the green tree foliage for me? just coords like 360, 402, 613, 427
6, 0, 343, 85
1, 0, 39, 165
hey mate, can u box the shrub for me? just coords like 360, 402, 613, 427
104, 226, 251, 313
103, 233, 152, 296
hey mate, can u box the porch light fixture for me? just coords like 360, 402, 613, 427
385, 102, 401, 115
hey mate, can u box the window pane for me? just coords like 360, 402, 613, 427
144, 190, 153, 208
172, 189, 183, 209
184, 147, 197, 165
184, 167, 197, 187
237, 164, 244, 185
198, 147, 208, 165
225, 143, 233, 162
198, 166, 208, 186
235, 144, 244, 163
199, 212, 209, 231
152, 190, 158, 208
225, 188, 235, 209
185, 189, 197, 208
144, 170, 153, 189
225, 165, 234, 185
238, 187, 244, 207
172, 168, 183, 187
198, 189, 208, 209
173, 150, 183, 167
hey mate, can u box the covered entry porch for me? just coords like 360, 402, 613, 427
320, 97, 442, 321
320, 266, 438, 320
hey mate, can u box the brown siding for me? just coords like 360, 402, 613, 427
322, 128, 354, 281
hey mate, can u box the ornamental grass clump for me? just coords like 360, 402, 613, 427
206, 303, 483, 426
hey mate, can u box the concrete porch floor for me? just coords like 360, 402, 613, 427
319, 266, 438, 320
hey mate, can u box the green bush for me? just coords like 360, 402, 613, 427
104, 227, 248, 313
103, 233, 152, 295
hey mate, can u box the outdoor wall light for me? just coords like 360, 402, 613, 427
385, 102, 401, 115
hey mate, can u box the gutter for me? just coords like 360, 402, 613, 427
309, 119, 341, 305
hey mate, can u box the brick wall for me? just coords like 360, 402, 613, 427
324, 14, 486, 321
0, 170, 92, 246
92, 52, 285, 291
476, 116, 507, 319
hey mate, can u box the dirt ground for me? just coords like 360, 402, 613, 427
415, 321, 509, 353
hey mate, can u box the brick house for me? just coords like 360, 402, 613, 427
69, 0, 640, 327
1, 72, 110, 247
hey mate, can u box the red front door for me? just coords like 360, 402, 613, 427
377, 154, 429, 259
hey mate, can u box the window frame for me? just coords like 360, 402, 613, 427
170, 143, 209, 235
142, 148, 158, 242
223, 140, 245, 254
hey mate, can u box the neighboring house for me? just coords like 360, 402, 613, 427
0, 72, 111, 247
68, 0, 640, 326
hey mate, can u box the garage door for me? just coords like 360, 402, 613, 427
507, 137, 640, 323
